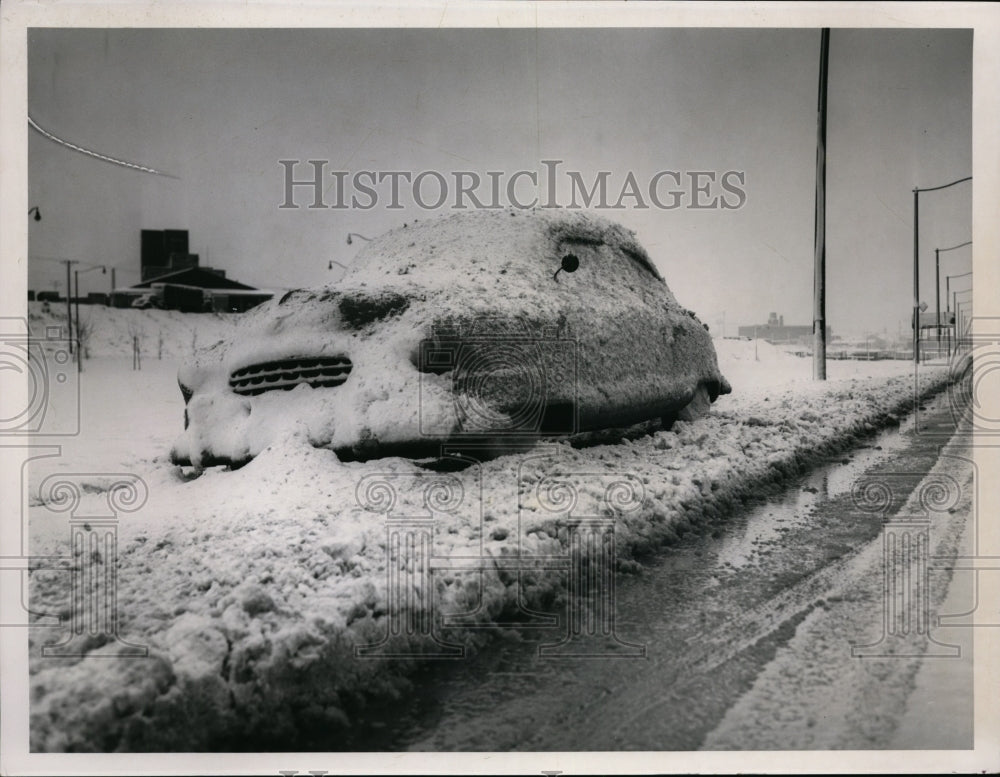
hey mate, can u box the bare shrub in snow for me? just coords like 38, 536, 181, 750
76, 315, 94, 359
126, 318, 145, 370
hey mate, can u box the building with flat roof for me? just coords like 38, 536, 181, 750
112, 228, 273, 313
738, 312, 832, 345
141, 229, 198, 281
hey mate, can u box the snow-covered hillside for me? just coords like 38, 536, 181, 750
27, 300, 238, 360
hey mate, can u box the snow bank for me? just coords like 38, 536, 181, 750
28, 355, 951, 751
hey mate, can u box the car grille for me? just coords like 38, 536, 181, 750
229, 356, 353, 396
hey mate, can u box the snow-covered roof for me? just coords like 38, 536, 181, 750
129, 267, 260, 291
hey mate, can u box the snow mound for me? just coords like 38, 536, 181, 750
28, 360, 951, 751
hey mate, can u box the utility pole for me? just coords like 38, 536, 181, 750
74, 265, 106, 369
946, 274, 951, 358
65, 261, 72, 353
812, 28, 830, 380
61, 259, 78, 353
74, 270, 80, 369
935, 247, 941, 357
954, 292, 960, 351
913, 188, 919, 364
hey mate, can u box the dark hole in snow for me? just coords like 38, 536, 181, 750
338, 292, 410, 329
414, 455, 478, 472
552, 253, 579, 282
335, 438, 450, 463
538, 401, 577, 434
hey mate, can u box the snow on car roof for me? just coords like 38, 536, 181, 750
343, 208, 666, 290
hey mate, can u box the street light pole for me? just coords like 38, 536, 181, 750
60, 259, 79, 353
74, 270, 80, 369
936, 242, 971, 358
911, 176, 972, 365
954, 288, 973, 353
73, 265, 107, 371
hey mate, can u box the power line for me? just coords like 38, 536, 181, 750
28, 115, 179, 179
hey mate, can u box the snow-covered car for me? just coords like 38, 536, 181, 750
170, 209, 731, 467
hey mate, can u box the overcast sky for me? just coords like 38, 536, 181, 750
27, 27, 971, 338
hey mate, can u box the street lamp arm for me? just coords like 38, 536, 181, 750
938, 240, 972, 254
914, 175, 972, 194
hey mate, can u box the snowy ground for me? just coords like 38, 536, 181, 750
23, 303, 954, 751
26, 300, 238, 360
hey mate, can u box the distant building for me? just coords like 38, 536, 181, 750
141, 229, 199, 281
113, 266, 273, 313
115, 228, 273, 313
738, 312, 832, 345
